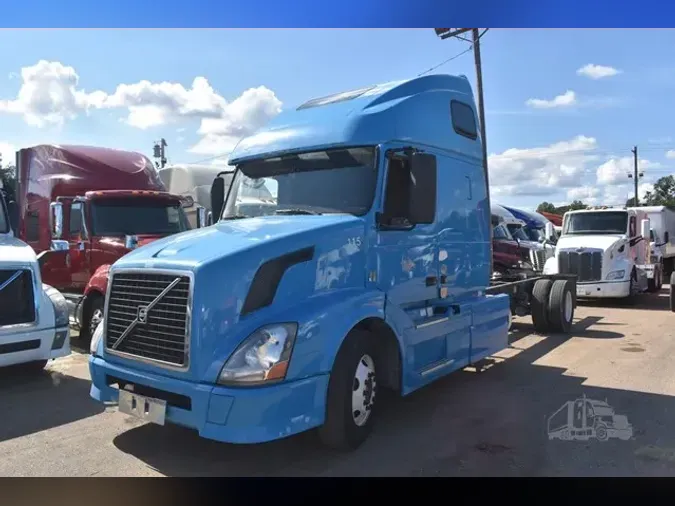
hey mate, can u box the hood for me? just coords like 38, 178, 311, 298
0, 233, 38, 266
557, 234, 625, 251
116, 214, 364, 271
105, 213, 368, 381
96, 234, 168, 255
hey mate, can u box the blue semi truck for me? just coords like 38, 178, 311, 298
89, 74, 577, 449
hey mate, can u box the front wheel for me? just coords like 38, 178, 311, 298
319, 330, 378, 450
80, 295, 104, 341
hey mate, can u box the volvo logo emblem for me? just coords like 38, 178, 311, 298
137, 306, 148, 324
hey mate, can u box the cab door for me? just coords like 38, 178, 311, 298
67, 201, 91, 291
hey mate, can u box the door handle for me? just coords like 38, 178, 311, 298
425, 276, 437, 286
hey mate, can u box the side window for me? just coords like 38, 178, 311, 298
450, 100, 478, 140
69, 202, 84, 236
629, 216, 636, 237
382, 156, 412, 227
493, 224, 508, 239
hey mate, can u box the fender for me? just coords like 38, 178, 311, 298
84, 264, 112, 298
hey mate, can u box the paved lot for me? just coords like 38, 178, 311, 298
2, 290, 675, 476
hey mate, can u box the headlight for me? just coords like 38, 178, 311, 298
43, 284, 69, 327
606, 270, 625, 281
90, 320, 103, 355
217, 323, 298, 386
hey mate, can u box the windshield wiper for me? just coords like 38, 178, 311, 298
222, 214, 249, 220
275, 208, 322, 215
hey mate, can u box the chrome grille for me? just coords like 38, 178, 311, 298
105, 272, 191, 368
529, 249, 547, 272
558, 249, 602, 282
0, 269, 35, 326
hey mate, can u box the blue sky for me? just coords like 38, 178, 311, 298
1, 28, 674, 210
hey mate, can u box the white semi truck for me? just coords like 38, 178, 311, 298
158, 164, 233, 228
0, 189, 71, 371
544, 206, 656, 302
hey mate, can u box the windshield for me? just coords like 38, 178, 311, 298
0, 191, 8, 234
507, 224, 529, 241
90, 198, 190, 236
525, 227, 545, 242
563, 211, 628, 236
222, 147, 377, 219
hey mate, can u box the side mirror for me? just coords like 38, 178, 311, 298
50, 239, 68, 251
195, 205, 207, 228
49, 202, 63, 239
210, 177, 225, 222
640, 218, 650, 240
408, 152, 437, 225
124, 234, 139, 250
545, 222, 555, 241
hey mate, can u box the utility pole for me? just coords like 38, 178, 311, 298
434, 28, 491, 271
153, 138, 168, 169
628, 145, 643, 206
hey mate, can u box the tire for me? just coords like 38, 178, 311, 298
319, 330, 378, 450
548, 279, 575, 334
648, 266, 662, 293
595, 424, 608, 442
624, 271, 638, 306
80, 294, 104, 341
670, 272, 675, 313
531, 279, 553, 334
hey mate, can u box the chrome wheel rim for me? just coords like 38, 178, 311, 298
89, 308, 103, 336
564, 291, 573, 322
352, 354, 376, 427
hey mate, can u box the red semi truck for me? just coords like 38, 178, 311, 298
14, 144, 206, 339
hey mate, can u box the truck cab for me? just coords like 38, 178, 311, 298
14, 144, 206, 339
491, 213, 533, 276
543, 206, 654, 299
89, 74, 513, 450
501, 205, 557, 258
492, 203, 547, 272
45, 190, 198, 338
0, 189, 70, 371
158, 164, 228, 228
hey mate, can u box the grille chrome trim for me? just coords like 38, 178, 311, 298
103, 268, 194, 372
0, 268, 37, 328
558, 248, 603, 282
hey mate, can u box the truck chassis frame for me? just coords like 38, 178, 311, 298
487, 273, 578, 334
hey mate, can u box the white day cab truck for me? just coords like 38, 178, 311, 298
628, 206, 675, 311
543, 206, 656, 303
0, 189, 70, 372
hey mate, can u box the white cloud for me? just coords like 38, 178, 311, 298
526, 90, 576, 109
577, 64, 621, 80
566, 185, 601, 202
595, 156, 661, 186
0, 141, 16, 167
488, 135, 598, 197
0, 60, 283, 156
666, 150, 675, 159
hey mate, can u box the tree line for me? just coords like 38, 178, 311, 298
537, 175, 675, 215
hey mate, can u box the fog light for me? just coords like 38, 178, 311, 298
51, 329, 68, 350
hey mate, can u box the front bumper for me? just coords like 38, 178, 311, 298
89, 356, 329, 444
575, 280, 630, 298
0, 325, 70, 368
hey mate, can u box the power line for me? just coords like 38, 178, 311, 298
418, 29, 489, 77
